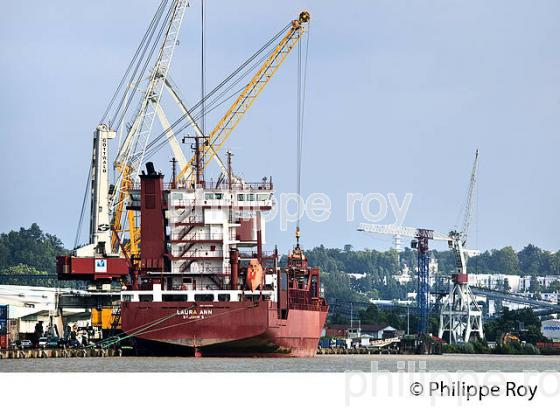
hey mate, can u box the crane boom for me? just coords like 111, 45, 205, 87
358, 223, 479, 273
163, 78, 231, 180
109, 0, 188, 254
113, 0, 188, 180
176, 11, 311, 183
357, 223, 450, 241
459, 149, 479, 246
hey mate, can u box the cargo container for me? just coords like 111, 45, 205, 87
0, 305, 7, 320
0, 305, 10, 336
319, 338, 333, 349
0, 334, 8, 350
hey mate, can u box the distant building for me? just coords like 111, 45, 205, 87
393, 271, 412, 285
429, 258, 438, 275
468, 273, 521, 292
325, 324, 398, 340
537, 276, 560, 288
0, 285, 89, 340
540, 293, 560, 304
519, 276, 560, 292
346, 272, 367, 280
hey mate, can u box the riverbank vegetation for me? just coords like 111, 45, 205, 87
0, 224, 71, 287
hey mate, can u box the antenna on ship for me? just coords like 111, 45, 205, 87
227, 150, 233, 190
183, 135, 207, 187
170, 157, 177, 189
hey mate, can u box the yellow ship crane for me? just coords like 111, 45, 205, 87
107, 9, 310, 259
176, 10, 311, 183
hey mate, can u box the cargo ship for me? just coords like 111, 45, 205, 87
59, 157, 329, 357
55, 4, 327, 357
117, 162, 328, 357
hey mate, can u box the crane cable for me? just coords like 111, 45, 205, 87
73, 167, 92, 248
99, 0, 169, 126
137, 22, 292, 162
295, 21, 310, 246
140, 23, 291, 161
201, 0, 206, 141
75, 0, 170, 246
142, 50, 273, 162
75, 10, 291, 246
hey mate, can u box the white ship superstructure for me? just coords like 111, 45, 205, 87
166, 180, 273, 290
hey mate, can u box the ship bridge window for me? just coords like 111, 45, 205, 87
204, 192, 223, 200
194, 294, 214, 302
139, 295, 153, 302
237, 194, 244, 201
246, 194, 255, 201
257, 194, 269, 201
218, 294, 230, 302
163, 294, 188, 302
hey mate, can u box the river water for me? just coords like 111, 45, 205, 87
1, 354, 560, 372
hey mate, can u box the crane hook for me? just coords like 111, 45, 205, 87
299, 10, 311, 23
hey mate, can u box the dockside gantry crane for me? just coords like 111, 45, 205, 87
358, 224, 449, 335
358, 150, 483, 342
438, 150, 483, 343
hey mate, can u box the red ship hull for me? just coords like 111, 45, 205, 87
121, 300, 328, 357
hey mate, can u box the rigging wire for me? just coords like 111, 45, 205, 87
201, 0, 206, 138
475, 155, 480, 274
295, 22, 310, 245
75, 1, 170, 246
99, 0, 168, 126
77, 9, 292, 245
126, 2, 176, 157
137, 23, 291, 161
143, 82, 250, 162
143, 35, 285, 164
74, 165, 92, 248
143, 23, 290, 154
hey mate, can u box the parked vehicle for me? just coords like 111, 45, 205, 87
20, 340, 33, 349
46, 337, 59, 348
335, 339, 348, 349
68, 339, 80, 348
37, 337, 48, 348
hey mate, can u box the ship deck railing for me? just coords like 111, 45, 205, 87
131, 180, 273, 192
121, 288, 277, 303
144, 268, 232, 276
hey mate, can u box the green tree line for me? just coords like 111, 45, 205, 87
307, 243, 560, 277
0, 223, 72, 287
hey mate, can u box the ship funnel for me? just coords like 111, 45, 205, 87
146, 162, 156, 175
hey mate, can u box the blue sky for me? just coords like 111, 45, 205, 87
1, 0, 559, 253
